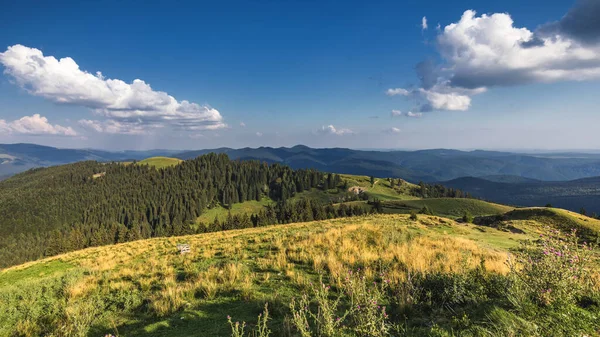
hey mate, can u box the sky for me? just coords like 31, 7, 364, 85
1, 0, 600, 151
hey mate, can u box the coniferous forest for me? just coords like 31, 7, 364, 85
0, 154, 376, 268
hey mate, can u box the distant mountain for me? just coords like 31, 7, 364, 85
177, 146, 600, 182
477, 175, 542, 184
5, 143, 600, 183
0, 143, 180, 179
444, 176, 600, 214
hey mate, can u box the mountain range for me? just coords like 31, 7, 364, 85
5, 143, 600, 183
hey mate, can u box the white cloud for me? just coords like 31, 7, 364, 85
0, 45, 226, 133
78, 119, 158, 135
240, 122, 246, 127
388, 127, 401, 134
256, 132, 263, 137
0, 114, 77, 136
438, 10, 600, 88
422, 17, 428, 30
316, 125, 353, 136
386, 88, 410, 96
391, 109, 423, 118
390, 6, 600, 112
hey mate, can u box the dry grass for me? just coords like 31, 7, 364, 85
1, 214, 565, 335
58, 215, 512, 303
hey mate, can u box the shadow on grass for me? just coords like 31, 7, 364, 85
90, 297, 287, 337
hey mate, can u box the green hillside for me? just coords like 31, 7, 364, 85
1, 214, 598, 336
194, 174, 420, 225
381, 198, 513, 218
497, 207, 600, 240
196, 198, 274, 224
137, 156, 183, 169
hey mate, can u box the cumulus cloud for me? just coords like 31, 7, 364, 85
389, 3, 600, 112
0, 45, 226, 134
422, 17, 428, 30
256, 132, 263, 137
316, 125, 353, 136
440, 10, 600, 89
388, 127, 401, 134
391, 110, 423, 118
240, 122, 246, 127
0, 114, 77, 136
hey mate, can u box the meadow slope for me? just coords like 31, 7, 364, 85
3, 213, 598, 336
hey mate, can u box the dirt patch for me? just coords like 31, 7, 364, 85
348, 186, 367, 194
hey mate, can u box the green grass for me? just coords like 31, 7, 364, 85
339, 174, 418, 201
382, 198, 514, 218
137, 157, 183, 169
0, 259, 74, 287
196, 197, 273, 224
1, 213, 598, 336
502, 207, 600, 240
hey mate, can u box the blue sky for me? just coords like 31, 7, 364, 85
1, 0, 599, 150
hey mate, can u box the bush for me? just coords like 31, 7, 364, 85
462, 211, 473, 223
289, 270, 390, 337
508, 228, 595, 307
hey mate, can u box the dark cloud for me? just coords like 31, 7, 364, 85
539, 0, 600, 44
415, 59, 438, 89
520, 36, 545, 48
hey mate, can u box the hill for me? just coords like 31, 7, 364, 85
1, 153, 448, 268
381, 198, 513, 218
0, 143, 179, 179
476, 207, 600, 241
137, 156, 183, 169
444, 176, 600, 214
0, 154, 332, 268
1, 214, 598, 336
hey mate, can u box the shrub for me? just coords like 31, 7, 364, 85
228, 303, 271, 337
289, 270, 390, 337
462, 211, 473, 223
508, 228, 595, 307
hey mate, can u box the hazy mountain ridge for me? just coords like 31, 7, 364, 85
5, 143, 600, 183
444, 176, 600, 214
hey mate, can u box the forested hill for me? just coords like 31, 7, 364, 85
0, 154, 331, 268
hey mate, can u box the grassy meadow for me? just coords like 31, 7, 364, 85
382, 198, 514, 218
137, 157, 183, 169
2, 213, 599, 336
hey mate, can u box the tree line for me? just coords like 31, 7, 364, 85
411, 181, 473, 199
